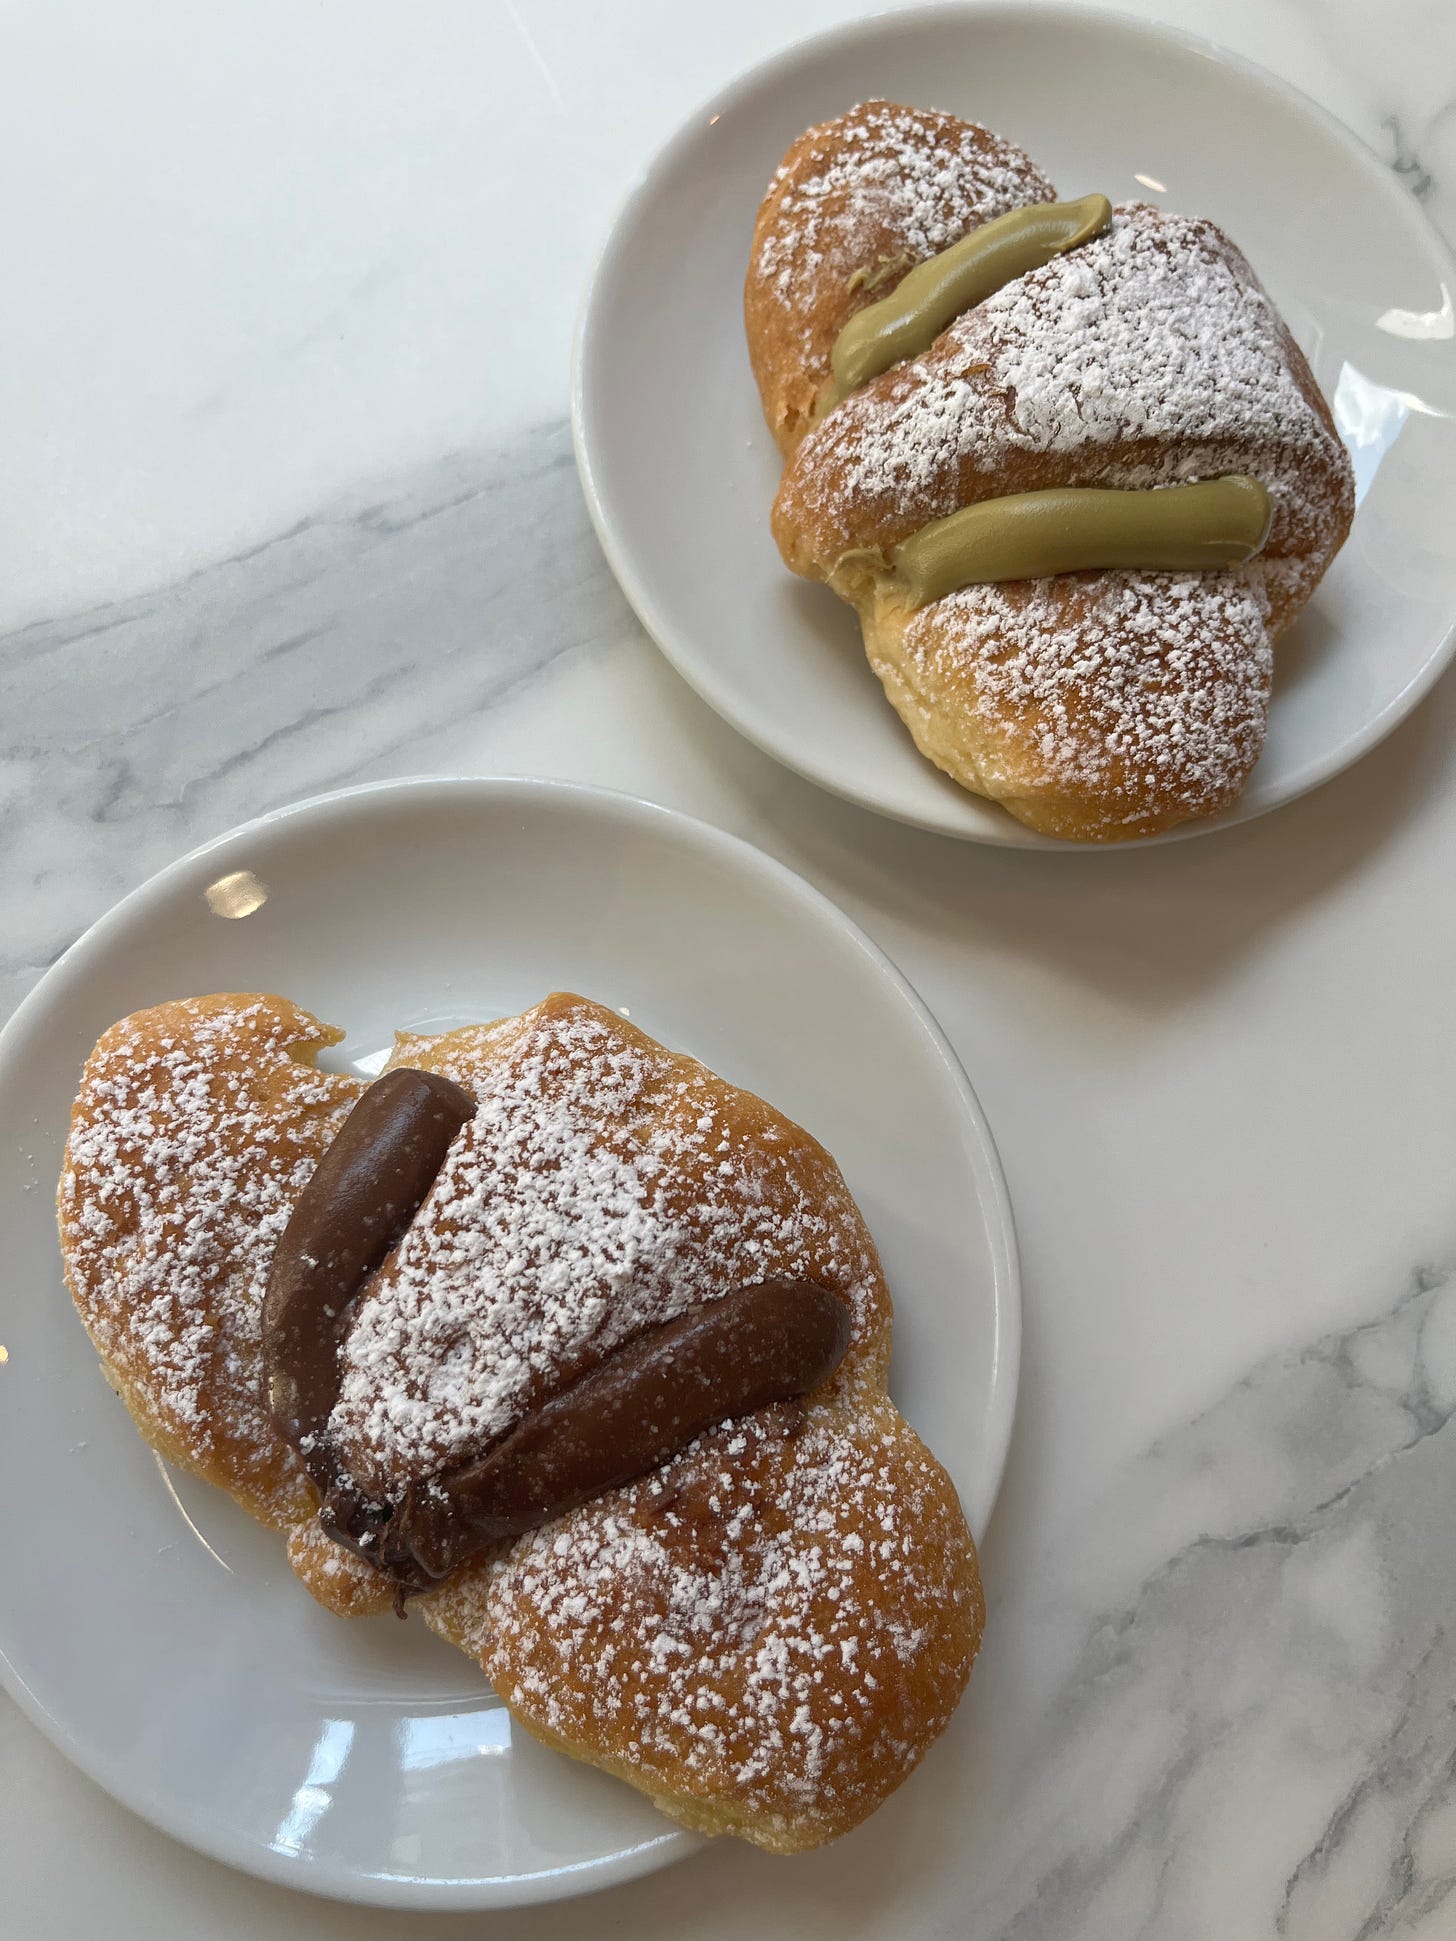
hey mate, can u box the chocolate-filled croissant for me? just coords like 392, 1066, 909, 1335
59, 989, 982, 1850
747, 102, 1355, 840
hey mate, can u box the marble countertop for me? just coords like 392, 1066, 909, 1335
3, 1, 1455, 1935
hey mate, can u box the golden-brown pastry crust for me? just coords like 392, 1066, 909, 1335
856, 567, 1277, 840
745, 100, 1056, 455
423, 1394, 982, 1852
57, 995, 365, 1527
748, 114, 1356, 840
333, 993, 892, 1496
771, 213, 1345, 609
58, 990, 981, 1848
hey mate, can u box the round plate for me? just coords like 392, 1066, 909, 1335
0, 777, 1017, 1908
574, 2, 1456, 848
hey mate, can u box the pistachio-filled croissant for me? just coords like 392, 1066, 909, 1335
58, 990, 982, 1851
746, 101, 1355, 840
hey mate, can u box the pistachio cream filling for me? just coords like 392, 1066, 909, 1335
828, 194, 1114, 403
889, 477, 1274, 606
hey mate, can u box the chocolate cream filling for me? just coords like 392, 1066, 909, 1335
261, 1066, 475, 1493
261, 1068, 851, 1602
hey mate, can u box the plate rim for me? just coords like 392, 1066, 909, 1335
571, 0, 1456, 852
0, 772, 1020, 1909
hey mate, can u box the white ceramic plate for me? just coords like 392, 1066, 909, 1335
574, 2, 1456, 848
0, 777, 1017, 1909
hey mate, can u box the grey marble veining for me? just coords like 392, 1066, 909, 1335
0, 424, 632, 1018
1283, 0, 1456, 238
963, 1263, 1456, 1941
2, 2, 1456, 1933
3, 181, 1454, 1941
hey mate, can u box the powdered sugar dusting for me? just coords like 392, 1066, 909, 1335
62, 992, 978, 1841
58, 996, 363, 1488
332, 996, 882, 1492
427, 1398, 979, 1843
753, 101, 1056, 366
904, 570, 1275, 823
795, 205, 1351, 565
774, 199, 1353, 833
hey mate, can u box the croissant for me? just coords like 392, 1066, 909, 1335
59, 990, 982, 1851
747, 102, 1355, 840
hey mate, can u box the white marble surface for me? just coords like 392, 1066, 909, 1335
3, 1, 1455, 1935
